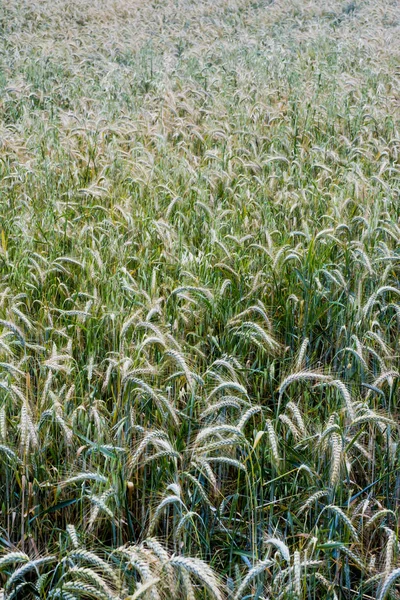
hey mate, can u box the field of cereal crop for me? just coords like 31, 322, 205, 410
0, 1, 400, 598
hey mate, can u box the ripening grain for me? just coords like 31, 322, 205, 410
0, 0, 399, 598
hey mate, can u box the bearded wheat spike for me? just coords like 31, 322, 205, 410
330, 432, 342, 486
293, 550, 301, 597
0, 553, 29, 569
233, 559, 273, 600
164, 349, 194, 391
207, 456, 246, 472
120, 311, 142, 340
0, 407, 6, 440
47, 590, 77, 599
5, 581, 29, 600
384, 528, 396, 584
343, 347, 369, 371
0, 319, 25, 346
69, 567, 115, 599
124, 377, 179, 424
65, 550, 119, 586
143, 450, 180, 465
363, 285, 400, 317
194, 459, 218, 491
264, 538, 290, 562
182, 472, 214, 509
365, 510, 396, 529
26, 409, 38, 449
200, 399, 242, 419
194, 437, 242, 454
325, 505, 359, 541
233, 321, 280, 351
295, 337, 309, 371
372, 370, 399, 390
169, 556, 223, 600
55, 413, 73, 445
175, 511, 201, 540
0, 445, 21, 465
55, 582, 110, 599
5, 557, 56, 592
351, 414, 396, 428
209, 357, 241, 381
119, 549, 155, 588
102, 361, 114, 393
88, 494, 115, 530
194, 425, 243, 446
329, 380, 355, 420
149, 495, 185, 534
339, 546, 365, 571
66, 524, 79, 549
139, 336, 167, 352
365, 331, 392, 358
265, 419, 279, 464
279, 414, 301, 440
181, 569, 196, 600
229, 304, 272, 330
144, 538, 176, 594
207, 381, 248, 401
286, 402, 306, 435
315, 573, 338, 600
297, 490, 329, 515
220, 279, 232, 295
237, 406, 262, 430
60, 472, 108, 486
125, 579, 161, 600
129, 431, 170, 467
378, 568, 400, 600
278, 371, 332, 411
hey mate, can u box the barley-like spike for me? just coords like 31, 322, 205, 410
295, 338, 309, 371
0, 320, 25, 346
233, 559, 273, 600
66, 550, 119, 586
66, 525, 80, 549
60, 472, 108, 486
324, 505, 359, 541
329, 380, 355, 420
194, 425, 243, 446
293, 550, 301, 597
286, 402, 306, 436
330, 432, 342, 487
339, 546, 365, 571
263, 538, 290, 562
170, 555, 223, 600
278, 371, 332, 412
69, 567, 115, 599
265, 419, 279, 464
365, 510, 396, 530
384, 528, 396, 584
0, 553, 29, 569
237, 406, 262, 430
5, 556, 56, 592
207, 381, 249, 402
378, 568, 400, 600
363, 286, 400, 317
279, 414, 301, 440
124, 578, 160, 600
149, 495, 185, 534
200, 399, 242, 419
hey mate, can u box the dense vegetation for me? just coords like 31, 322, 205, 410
0, 0, 399, 598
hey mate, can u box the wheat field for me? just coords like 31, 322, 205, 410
0, 0, 399, 598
